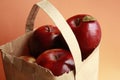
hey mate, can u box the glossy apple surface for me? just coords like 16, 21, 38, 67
28, 25, 60, 58
67, 14, 101, 60
36, 49, 74, 76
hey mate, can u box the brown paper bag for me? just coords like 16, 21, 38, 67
0, 0, 99, 80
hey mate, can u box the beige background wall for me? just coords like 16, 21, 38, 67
0, 0, 120, 80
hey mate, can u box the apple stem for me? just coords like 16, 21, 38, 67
82, 15, 96, 22
46, 25, 52, 32
55, 55, 58, 60
75, 18, 81, 26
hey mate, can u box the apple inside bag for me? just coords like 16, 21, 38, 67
0, 0, 100, 80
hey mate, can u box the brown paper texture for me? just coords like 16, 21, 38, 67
0, 0, 99, 80
0, 32, 75, 80
0, 31, 99, 80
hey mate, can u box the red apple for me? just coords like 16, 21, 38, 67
36, 49, 75, 76
19, 56, 36, 63
54, 34, 69, 50
67, 14, 101, 60
28, 25, 61, 58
